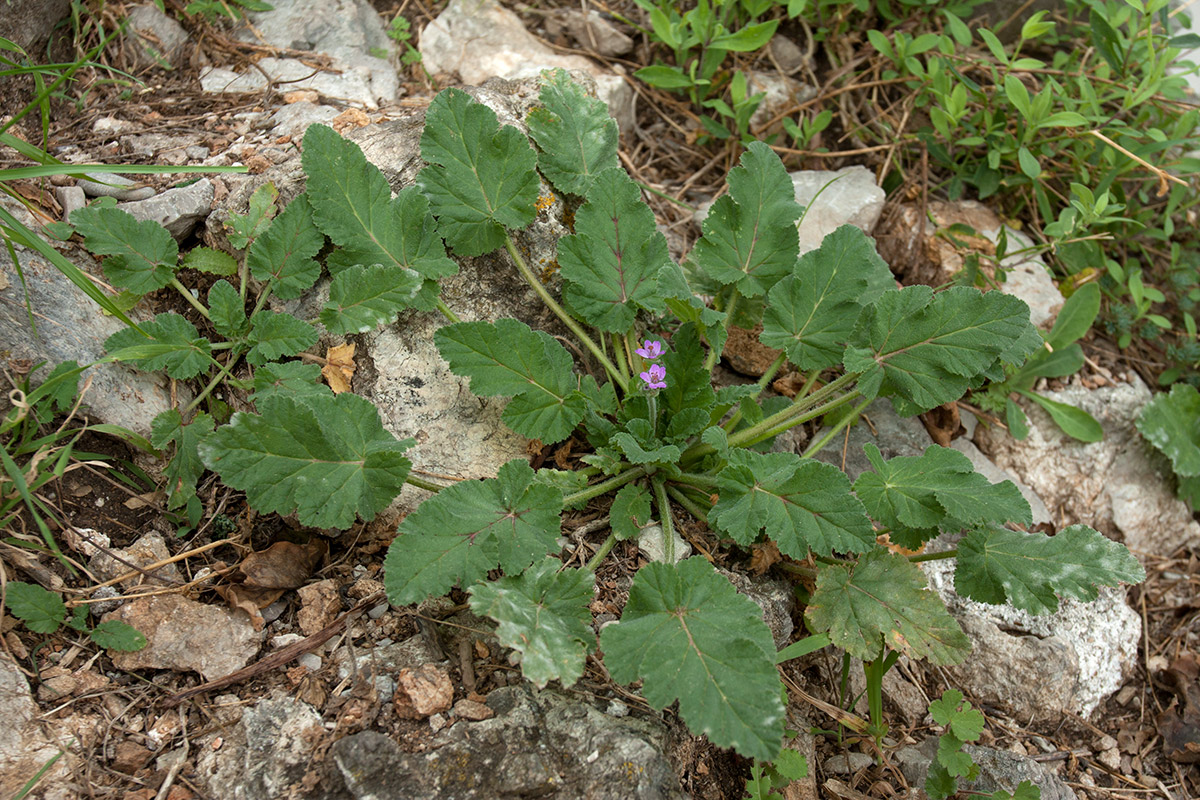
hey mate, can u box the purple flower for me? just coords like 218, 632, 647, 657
635, 339, 664, 360
640, 363, 667, 391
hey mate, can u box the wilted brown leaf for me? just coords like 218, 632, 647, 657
749, 540, 781, 575
920, 402, 961, 447
322, 342, 356, 394
214, 584, 282, 631
1158, 655, 1200, 763
240, 539, 328, 590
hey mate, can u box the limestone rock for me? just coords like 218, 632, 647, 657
0, 246, 181, 438
790, 166, 886, 253
420, 0, 636, 134
330, 685, 684, 799
0, 653, 71, 798
87, 531, 182, 587
924, 546, 1141, 721
103, 594, 261, 681
974, 376, 1200, 554
126, 4, 191, 70
117, 178, 214, 241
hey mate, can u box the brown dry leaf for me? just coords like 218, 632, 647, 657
749, 540, 781, 575
240, 539, 328, 590
124, 490, 164, 510
1158, 655, 1200, 763
332, 107, 370, 133
920, 402, 961, 447
214, 583, 282, 630
553, 437, 575, 469
322, 342, 356, 394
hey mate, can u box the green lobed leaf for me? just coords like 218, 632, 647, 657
181, 246, 238, 276
468, 557, 595, 688
34, 361, 82, 414
852, 443, 1031, 544
384, 459, 563, 604
104, 313, 212, 379
89, 620, 147, 651
245, 311, 318, 366
245, 193, 324, 300
225, 181, 278, 249
938, 734, 976, 778
844, 286, 1038, 413
1136, 383, 1200, 477
301, 127, 458, 286
199, 392, 413, 530
601, 557, 785, 761
760, 225, 895, 370
558, 168, 670, 332
709, 449, 875, 558
526, 68, 619, 196
929, 689, 984, 741
435, 319, 584, 443
805, 548, 970, 665
611, 431, 682, 466
250, 361, 327, 402
690, 141, 803, 297
4, 581, 66, 634
610, 482, 652, 540
150, 409, 215, 510
319, 264, 423, 336
659, 323, 717, 417
418, 88, 540, 256
207, 279, 247, 338
955, 524, 1146, 615
70, 204, 179, 295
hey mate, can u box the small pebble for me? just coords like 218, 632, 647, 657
823, 752, 873, 774
89, 586, 122, 617
428, 713, 447, 732
298, 653, 321, 672
605, 700, 628, 717
367, 602, 389, 620
270, 634, 304, 648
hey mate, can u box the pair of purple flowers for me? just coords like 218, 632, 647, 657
636, 339, 667, 391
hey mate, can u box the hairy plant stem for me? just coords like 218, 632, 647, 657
184, 350, 244, 414
503, 236, 628, 394
435, 297, 460, 324
666, 483, 710, 521
584, 532, 617, 572
907, 548, 958, 563
652, 475, 676, 564
704, 291, 739, 372
721, 353, 791, 433
801, 396, 872, 459
673, 471, 718, 489
612, 333, 631, 386
170, 277, 211, 320
405, 474, 449, 493
563, 466, 645, 507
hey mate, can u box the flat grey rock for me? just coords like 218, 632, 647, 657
118, 178, 214, 241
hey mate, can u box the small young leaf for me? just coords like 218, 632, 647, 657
34, 361, 82, 414
925, 760, 958, 800
225, 181, 278, 249
527, 68, 619, 196
250, 361, 326, 402
601, 557, 785, 761
710, 449, 876, 558
435, 319, 584, 443
1136, 383, 1200, 477
319, 264, 423, 335
200, 392, 413, 530
384, 459, 563, 604
207, 279, 248, 338
89, 620, 147, 651
245, 311, 318, 366
71, 204, 179, 294
805, 548, 970, 665
181, 246, 238, 276
937, 734, 976, 778
955, 524, 1146, 615
468, 557, 595, 688
611, 431, 682, 466
105, 313, 213, 379
1019, 390, 1103, 443
5, 581, 66, 634
1044, 282, 1100, 351
760, 224, 895, 370
691, 141, 803, 297
844, 286, 1038, 413
928, 689, 984, 741
558, 168, 671, 332
245, 193, 324, 300
610, 482, 652, 539
656, 263, 728, 357
418, 88, 540, 256
150, 409, 215, 511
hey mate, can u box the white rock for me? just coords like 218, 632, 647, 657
126, 3, 191, 69
118, 178, 215, 241
746, 70, 815, 136
974, 376, 1200, 554
984, 225, 1063, 329
636, 523, 691, 564
791, 166, 886, 253
199, 66, 268, 94
268, 102, 341, 140
924, 549, 1141, 720
0, 654, 72, 797
420, 0, 635, 134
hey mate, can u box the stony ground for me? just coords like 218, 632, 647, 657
0, 1, 1198, 799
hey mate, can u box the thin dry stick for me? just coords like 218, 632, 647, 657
1089, 130, 1190, 195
